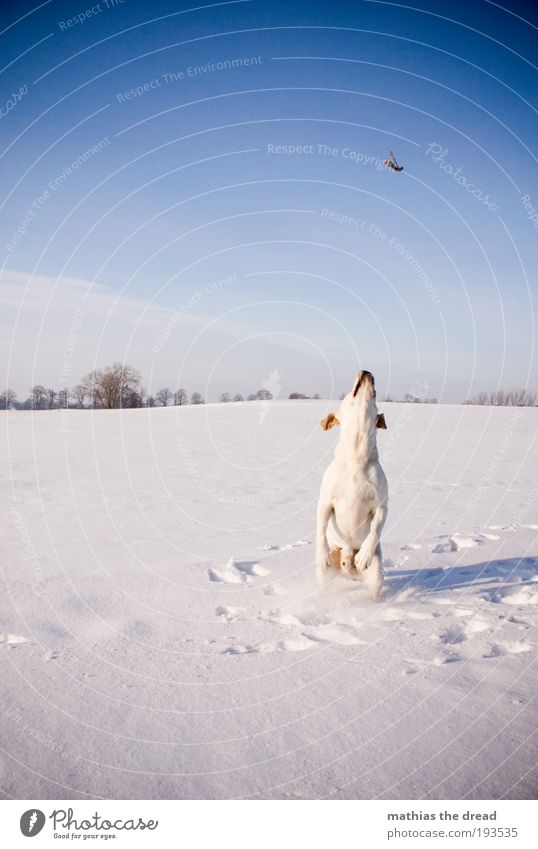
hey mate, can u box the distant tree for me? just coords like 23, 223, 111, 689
173, 388, 188, 406
123, 389, 144, 408
466, 388, 536, 407
339, 393, 346, 400
312, 393, 321, 399
146, 395, 156, 408
31, 385, 48, 410
72, 384, 87, 408
247, 393, 257, 401
256, 388, 273, 401
155, 387, 172, 407
233, 393, 244, 402
191, 392, 204, 405
81, 363, 141, 409
0, 388, 17, 409
383, 395, 394, 402
289, 392, 308, 399
219, 392, 231, 403
57, 388, 70, 409
47, 388, 57, 409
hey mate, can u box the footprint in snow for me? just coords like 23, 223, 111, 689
432, 533, 495, 553
0, 633, 29, 646
262, 539, 310, 552
208, 557, 270, 584
215, 606, 246, 622
483, 641, 532, 658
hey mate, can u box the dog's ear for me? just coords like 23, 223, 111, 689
376, 413, 387, 429
320, 413, 340, 431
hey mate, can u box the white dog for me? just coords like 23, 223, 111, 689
316, 370, 388, 598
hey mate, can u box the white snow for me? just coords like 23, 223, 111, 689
1, 401, 537, 799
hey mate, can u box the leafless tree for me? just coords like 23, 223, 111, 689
57, 388, 70, 409
72, 384, 87, 408
81, 363, 142, 409
466, 387, 537, 407
47, 388, 57, 409
0, 389, 17, 409
173, 388, 188, 406
155, 387, 172, 406
191, 392, 204, 405
31, 385, 48, 410
233, 394, 244, 402
219, 392, 231, 403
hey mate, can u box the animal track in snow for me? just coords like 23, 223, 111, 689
432, 533, 495, 553
0, 633, 29, 646
262, 539, 310, 552
208, 557, 270, 584
215, 606, 246, 622
483, 641, 532, 658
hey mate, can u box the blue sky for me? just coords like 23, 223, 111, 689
1, 0, 537, 401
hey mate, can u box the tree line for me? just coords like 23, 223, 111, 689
1, 364, 536, 409
0, 362, 318, 410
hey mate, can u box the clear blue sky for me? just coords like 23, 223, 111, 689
1, 0, 537, 401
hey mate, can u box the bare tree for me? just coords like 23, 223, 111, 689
219, 392, 231, 403
191, 392, 205, 405
233, 394, 244, 402
57, 388, 70, 409
82, 363, 141, 409
146, 395, 156, 408
31, 385, 48, 410
466, 387, 537, 407
72, 384, 87, 408
247, 393, 257, 401
155, 387, 172, 407
256, 388, 273, 400
173, 388, 188, 406
0, 388, 17, 409
47, 388, 57, 409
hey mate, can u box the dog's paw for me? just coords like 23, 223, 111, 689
354, 546, 374, 573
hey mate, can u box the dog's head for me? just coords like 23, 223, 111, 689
320, 370, 387, 432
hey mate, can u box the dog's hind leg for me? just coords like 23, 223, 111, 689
316, 502, 334, 586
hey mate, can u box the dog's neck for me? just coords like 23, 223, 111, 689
335, 413, 378, 464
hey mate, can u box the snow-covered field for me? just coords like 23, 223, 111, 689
1, 401, 537, 799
